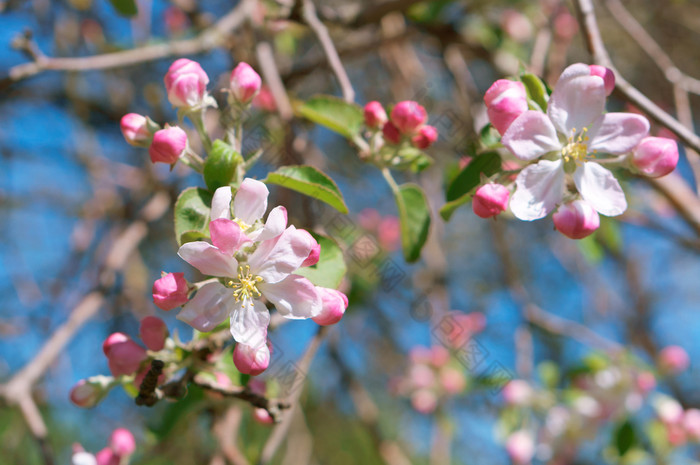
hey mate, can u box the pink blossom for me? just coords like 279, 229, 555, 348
312, 287, 348, 326
253, 408, 274, 425
103, 333, 147, 377
552, 199, 600, 239
233, 343, 270, 376
501, 9, 533, 43
152, 272, 189, 311
502, 379, 533, 406
149, 126, 187, 164
109, 428, 135, 457
439, 366, 466, 394
409, 346, 432, 364
631, 136, 679, 178
505, 430, 535, 465
164, 6, 189, 35
636, 371, 657, 395
659, 345, 690, 374
409, 364, 436, 390
656, 396, 684, 424
589, 65, 615, 96
391, 101, 427, 134
382, 121, 401, 144
378, 216, 401, 251
120, 113, 151, 147
684, 409, 700, 441
72, 451, 97, 465
473, 183, 510, 218
667, 423, 687, 446
298, 230, 321, 267
484, 79, 529, 136
139, 316, 168, 351
253, 86, 277, 112
164, 58, 210, 109
411, 389, 437, 414
430, 346, 450, 368
364, 101, 388, 128
411, 125, 438, 149
230, 62, 262, 104
95, 448, 119, 465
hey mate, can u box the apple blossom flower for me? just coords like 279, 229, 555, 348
364, 101, 388, 128
230, 62, 262, 104
164, 58, 211, 109
109, 428, 135, 457
503, 63, 650, 221
139, 316, 168, 351
636, 371, 656, 395
411, 388, 438, 414
176, 178, 321, 349
655, 395, 684, 424
411, 125, 438, 149
149, 126, 187, 165
103, 333, 147, 377
233, 342, 270, 375
505, 430, 535, 464
630, 136, 679, 178
120, 113, 151, 147
409, 364, 436, 390
430, 346, 450, 367
484, 79, 529, 136
658, 345, 690, 374
152, 272, 189, 311
439, 366, 466, 394
312, 287, 348, 326
552, 199, 600, 239
95, 448, 119, 465
409, 346, 432, 364
502, 379, 533, 406
391, 101, 427, 134
472, 183, 510, 218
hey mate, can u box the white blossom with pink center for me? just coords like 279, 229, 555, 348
176, 178, 321, 349
502, 63, 650, 221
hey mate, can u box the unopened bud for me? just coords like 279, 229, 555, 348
631, 136, 679, 178
382, 121, 401, 144
230, 62, 262, 105
70, 379, 107, 408
391, 101, 427, 134
472, 183, 510, 218
139, 316, 168, 351
152, 272, 189, 311
109, 428, 135, 457
95, 448, 119, 465
411, 125, 438, 149
103, 333, 147, 377
120, 113, 151, 147
484, 80, 528, 135
233, 343, 270, 376
552, 200, 600, 240
312, 288, 348, 326
253, 408, 274, 425
364, 101, 388, 128
164, 58, 209, 109
149, 126, 187, 164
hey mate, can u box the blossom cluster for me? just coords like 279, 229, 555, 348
475, 63, 680, 239
71, 428, 135, 465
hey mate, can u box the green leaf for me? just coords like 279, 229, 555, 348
203, 140, 240, 192
615, 420, 636, 456
264, 165, 348, 214
108, 0, 138, 16
174, 188, 213, 246
297, 95, 364, 139
445, 152, 502, 201
479, 124, 502, 149
521, 73, 549, 111
439, 192, 472, 222
179, 230, 209, 245
394, 184, 431, 263
296, 234, 347, 289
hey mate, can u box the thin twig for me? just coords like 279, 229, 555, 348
255, 42, 294, 121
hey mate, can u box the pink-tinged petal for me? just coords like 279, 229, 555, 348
211, 186, 232, 220
176, 282, 234, 332
248, 226, 315, 283
588, 113, 650, 155
233, 178, 269, 225
178, 241, 239, 277
573, 162, 627, 216
233, 342, 270, 376
229, 298, 270, 348
249, 206, 287, 241
259, 275, 322, 319
312, 287, 348, 326
548, 73, 606, 134
510, 159, 565, 221
502, 111, 561, 161
210, 219, 250, 255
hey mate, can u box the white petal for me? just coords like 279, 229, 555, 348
177, 283, 234, 332
502, 111, 561, 161
233, 178, 269, 225
259, 275, 322, 319
248, 226, 315, 283
72, 453, 97, 465
178, 241, 238, 277
509, 159, 566, 221
588, 113, 650, 155
573, 162, 627, 216
548, 74, 606, 135
247, 205, 288, 242
211, 186, 233, 220
230, 298, 270, 348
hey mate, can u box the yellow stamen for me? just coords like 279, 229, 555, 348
225, 265, 263, 302
562, 127, 589, 163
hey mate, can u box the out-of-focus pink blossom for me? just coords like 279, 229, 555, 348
503, 379, 533, 406
378, 216, 401, 251
139, 316, 168, 351
109, 428, 135, 457
411, 388, 438, 414
230, 62, 262, 104
439, 366, 466, 394
506, 430, 535, 464
658, 345, 690, 374
253, 408, 274, 425
152, 272, 189, 311
411, 125, 438, 149
364, 101, 388, 129
501, 9, 533, 43
684, 409, 700, 441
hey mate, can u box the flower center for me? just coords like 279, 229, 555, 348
234, 217, 251, 231
562, 128, 590, 163
226, 265, 263, 302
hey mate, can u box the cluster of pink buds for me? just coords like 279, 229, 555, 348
364, 100, 438, 150
477, 63, 680, 239
653, 395, 700, 446
71, 428, 135, 465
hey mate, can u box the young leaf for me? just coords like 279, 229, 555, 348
264, 165, 348, 214
394, 184, 431, 263
297, 95, 364, 139
108, 0, 138, 16
295, 234, 347, 289
615, 420, 637, 456
174, 188, 212, 246
520, 72, 549, 111
203, 140, 240, 192
439, 192, 472, 222
445, 152, 501, 201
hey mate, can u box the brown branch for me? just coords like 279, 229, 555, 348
255, 41, 294, 121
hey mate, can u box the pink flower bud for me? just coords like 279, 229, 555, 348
70, 380, 103, 408
552, 200, 600, 240
253, 408, 274, 425
439, 366, 466, 394
120, 113, 150, 147
364, 101, 388, 128
312, 288, 348, 326
409, 364, 436, 390
506, 431, 535, 465
631, 137, 679, 178
109, 428, 135, 457
667, 422, 687, 446
411, 125, 438, 149
430, 346, 450, 368
149, 126, 187, 164
484, 80, 528, 135
103, 333, 147, 377
636, 371, 656, 395
411, 389, 438, 414
139, 316, 169, 351
253, 86, 277, 112
164, 58, 209, 108
391, 101, 427, 134
409, 346, 432, 364
382, 121, 401, 144
685, 409, 700, 441
378, 216, 401, 251
95, 448, 119, 465
472, 183, 510, 218
230, 62, 262, 104
589, 65, 615, 96
659, 345, 690, 374
152, 272, 189, 311
233, 343, 270, 376
502, 379, 533, 406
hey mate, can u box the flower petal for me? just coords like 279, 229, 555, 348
210, 219, 250, 255
248, 226, 315, 283
588, 113, 650, 155
178, 241, 238, 277
548, 72, 606, 135
509, 159, 565, 221
573, 162, 627, 216
230, 298, 270, 348
259, 275, 322, 319
233, 178, 269, 226
211, 186, 232, 220
248, 206, 288, 242
502, 111, 561, 161
177, 282, 234, 332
